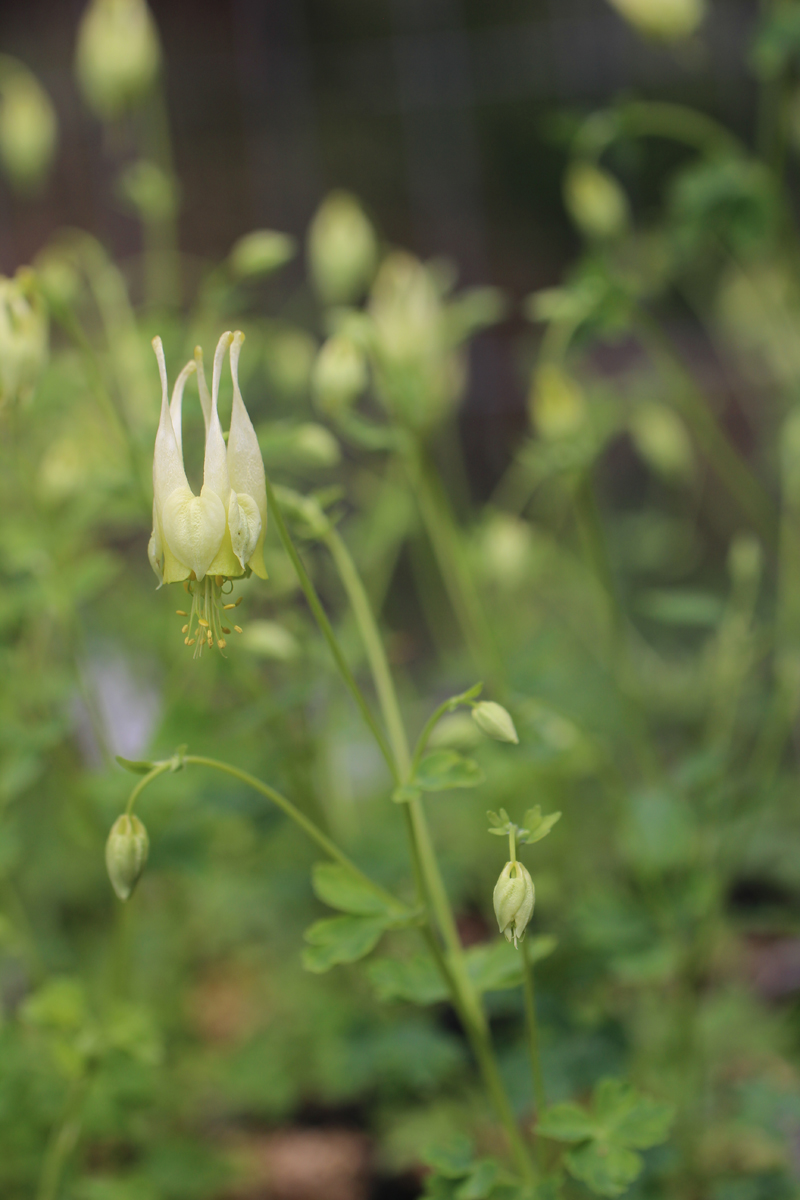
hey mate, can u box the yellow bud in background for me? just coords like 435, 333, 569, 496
629, 401, 695, 482
0, 62, 57, 193
75, 0, 161, 121
493, 861, 535, 947
530, 363, 586, 440
606, 0, 706, 41
472, 701, 519, 744
308, 191, 378, 305
312, 334, 368, 416
105, 814, 149, 901
564, 161, 629, 241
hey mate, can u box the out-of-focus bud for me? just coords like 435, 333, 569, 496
472, 701, 519, 744
0, 62, 57, 193
308, 191, 378, 305
478, 513, 533, 588
493, 860, 535, 947
33, 249, 82, 312
728, 533, 762, 588
229, 230, 296, 280
564, 161, 629, 240
312, 334, 368, 416
0, 270, 48, 409
530, 363, 586, 439
287, 423, 341, 468
605, 0, 705, 41
75, 0, 161, 121
264, 326, 316, 399
105, 814, 149, 901
117, 159, 177, 223
629, 401, 695, 482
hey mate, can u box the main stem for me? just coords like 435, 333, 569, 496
521, 935, 547, 1118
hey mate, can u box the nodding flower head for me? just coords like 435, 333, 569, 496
493, 860, 535, 947
148, 331, 267, 656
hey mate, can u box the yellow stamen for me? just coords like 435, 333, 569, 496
223, 603, 236, 610
222, 626, 230, 634
215, 575, 224, 587
176, 609, 187, 616
182, 624, 189, 634
234, 625, 243, 634
187, 638, 196, 645
217, 638, 227, 648
197, 618, 209, 627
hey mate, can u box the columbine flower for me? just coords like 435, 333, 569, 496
148, 330, 267, 656
493, 860, 535, 947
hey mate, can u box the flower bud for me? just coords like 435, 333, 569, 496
75, 0, 161, 121
606, 0, 705, 41
629, 401, 694, 482
312, 334, 367, 416
308, 191, 378, 304
493, 861, 535, 946
105, 814, 149, 901
530, 363, 585, 440
564, 161, 629, 241
472, 701, 519, 745
229, 230, 296, 280
0, 66, 57, 193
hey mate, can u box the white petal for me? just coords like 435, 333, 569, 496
160, 484, 226, 581
169, 359, 197, 458
194, 345, 211, 431
152, 337, 191, 512
201, 331, 233, 502
227, 331, 268, 577
228, 490, 262, 571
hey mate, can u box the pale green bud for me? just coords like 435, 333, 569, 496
312, 334, 367, 416
308, 191, 378, 305
472, 701, 519, 744
564, 161, 629, 241
606, 0, 705, 41
117, 160, 177, 222
629, 401, 695, 481
229, 230, 296, 279
105, 814, 149, 901
493, 861, 535, 947
75, 0, 161, 121
264, 326, 316, 398
530, 363, 586, 439
0, 65, 57, 193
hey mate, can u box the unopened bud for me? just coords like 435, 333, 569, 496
629, 401, 694, 481
308, 191, 378, 304
564, 161, 629, 241
75, 0, 161, 121
0, 66, 57, 193
530, 363, 586, 439
312, 334, 367, 416
605, 0, 705, 41
105, 814, 149, 901
229, 230, 296, 279
0, 270, 48, 409
493, 861, 535, 947
472, 701, 519, 745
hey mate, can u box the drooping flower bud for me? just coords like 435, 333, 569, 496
493, 861, 535, 947
530, 363, 585, 440
105, 814, 149, 901
605, 0, 705, 41
228, 230, 296, 280
75, 0, 161, 121
312, 334, 367, 416
308, 191, 378, 305
0, 63, 57, 193
564, 161, 629, 241
472, 701, 519, 745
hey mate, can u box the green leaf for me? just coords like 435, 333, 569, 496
415, 750, 485, 792
456, 1159, 500, 1200
446, 682, 484, 708
466, 936, 556, 992
115, 755, 155, 776
422, 1133, 475, 1177
367, 955, 447, 1005
609, 1096, 675, 1149
564, 1142, 642, 1198
520, 809, 561, 845
537, 1103, 598, 1142
311, 862, 403, 917
392, 784, 423, 805
302, 915, 388, 973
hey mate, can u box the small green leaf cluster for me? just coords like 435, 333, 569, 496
538, 1079, 675, 1197
487, 806, 561, 846
302, 863, 420, 972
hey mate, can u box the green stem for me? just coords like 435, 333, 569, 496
608, 101, 746, 158
126, 762, 172, 815
404, 442, 505, 693
36, 1077, 87, 1200
323, 526, 412, 776
263, 471, 397, 779
521, 936, 547, 1117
